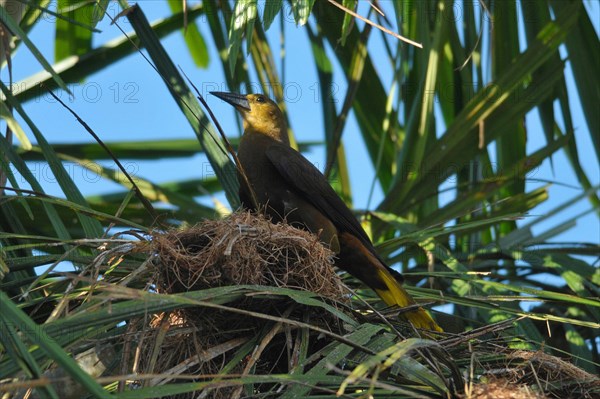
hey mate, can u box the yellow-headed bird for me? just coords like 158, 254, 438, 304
212, 92, 441, 332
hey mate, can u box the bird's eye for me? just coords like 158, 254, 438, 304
256, 96, 265, 103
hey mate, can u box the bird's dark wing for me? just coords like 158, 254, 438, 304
237, 170, 255, 210
265, 143, 373, 248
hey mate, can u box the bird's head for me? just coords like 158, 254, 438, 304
211, 92, 288, 144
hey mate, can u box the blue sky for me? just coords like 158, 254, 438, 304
3, 1, 599, 253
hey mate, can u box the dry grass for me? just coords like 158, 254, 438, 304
151, 210, 345, 299
464, 377, 548, 399
459, 349, 600, 399
453, 327, 600, 399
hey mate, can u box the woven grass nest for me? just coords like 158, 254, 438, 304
135, 211, 350, 398
151, 211, 345, 298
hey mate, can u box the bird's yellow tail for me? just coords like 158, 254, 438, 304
374, 268, 442, 332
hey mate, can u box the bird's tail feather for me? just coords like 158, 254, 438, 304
374, 268, 443, 332
336, 232, 442, 332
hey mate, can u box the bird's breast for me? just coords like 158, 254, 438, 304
237, 134, 340, 253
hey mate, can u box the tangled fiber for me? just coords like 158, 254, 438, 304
152, 210, 344, 299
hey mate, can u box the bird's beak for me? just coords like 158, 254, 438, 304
210, 91, 251, 111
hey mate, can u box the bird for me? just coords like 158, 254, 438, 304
211, 91, 442, 332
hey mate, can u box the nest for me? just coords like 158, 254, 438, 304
475, 350, 600, 399
133, 211, 349, 398
451, 337, 600, 399
151, 211, 344, 298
